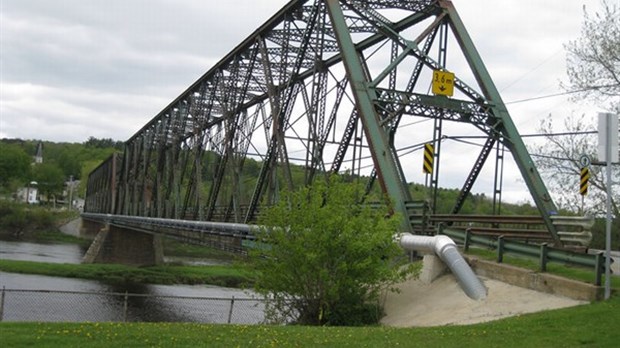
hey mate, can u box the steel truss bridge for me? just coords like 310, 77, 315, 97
84, 0, 566, 246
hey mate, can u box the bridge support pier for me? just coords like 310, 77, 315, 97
79, 218, 106, 239
83, 224, 164, 266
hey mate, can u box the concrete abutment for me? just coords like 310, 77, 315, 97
82, 224, 163, 266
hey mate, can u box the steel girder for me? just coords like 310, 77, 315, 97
84, 153, 119, 214
84, 0, 560, 243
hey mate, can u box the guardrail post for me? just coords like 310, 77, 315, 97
595, 252, 604, 286
0, 286, 5, 322
123, 291, 129, 322
497, 236, 504, 263
227, 296, 235, 324
464, 228, 471, 251
539, 243, 548, 272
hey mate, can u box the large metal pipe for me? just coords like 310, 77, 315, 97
83, 213, 487, 299
397, 233, 487, 300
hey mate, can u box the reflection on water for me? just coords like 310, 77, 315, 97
0, 239, 263, 323
0, 271, 109, 292
0, 272, 263, 323
163, 256, 232, 266
0, 240, 85, 264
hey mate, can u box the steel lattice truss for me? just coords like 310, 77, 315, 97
85, 0, 562, 244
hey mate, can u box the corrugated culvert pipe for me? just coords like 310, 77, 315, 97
397, 233, 487, 300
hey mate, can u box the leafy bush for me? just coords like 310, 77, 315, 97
0, 202, 60, 236
250, 176, 417, 326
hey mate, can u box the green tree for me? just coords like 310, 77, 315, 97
563, 1, 620, 113
0, 143, 31, 191
250, 176, 415, 326
33, 163, 65, 202
530, 114, 619, 249
532, 1, 619, 248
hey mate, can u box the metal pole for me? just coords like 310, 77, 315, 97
227, 296, 235, 324
0, 286, 5, 321
123, 291, 129, 322
604, 114, 613, 300
69, 175, 74, 210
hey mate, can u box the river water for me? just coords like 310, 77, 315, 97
0, 239, 264, 323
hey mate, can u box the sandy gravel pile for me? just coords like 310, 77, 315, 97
380, 274, 587, 327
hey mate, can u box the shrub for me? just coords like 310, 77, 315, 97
250, 176, 416, 326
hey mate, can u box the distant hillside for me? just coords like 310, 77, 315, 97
1, 137, 543, 215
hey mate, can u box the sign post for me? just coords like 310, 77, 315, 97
599, 112, 618, 300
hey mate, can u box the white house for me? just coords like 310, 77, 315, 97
16, 181, 39, 204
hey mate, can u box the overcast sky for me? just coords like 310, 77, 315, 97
0, 0, 611, 202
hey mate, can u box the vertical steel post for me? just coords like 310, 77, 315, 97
123, 291, 129, 322
227, 296, 235, 324
601, 112, 615, 300
493, 139, 505, 216
539, 243, 548, 272
0, 287, 5, 322
325, 0, 412, 232
497, 236, 504, 263
595, 252, 603, 287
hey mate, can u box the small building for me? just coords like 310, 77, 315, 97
16, 182, 39, 204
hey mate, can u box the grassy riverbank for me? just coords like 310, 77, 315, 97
2, 294, 619, 347
0, 259, 254, 288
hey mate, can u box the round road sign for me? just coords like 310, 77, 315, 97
579, 154, 591, 167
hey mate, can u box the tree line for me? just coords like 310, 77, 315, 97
0, 137, 121, 202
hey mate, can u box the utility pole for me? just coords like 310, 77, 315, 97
598, 112, 618, 300
68, 175, 74, 210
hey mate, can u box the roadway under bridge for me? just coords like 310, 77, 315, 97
83, 0, 585, 262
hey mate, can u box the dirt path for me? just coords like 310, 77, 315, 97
380, 274, 587, 327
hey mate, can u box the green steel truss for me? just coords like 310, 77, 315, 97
84, 0, 561, 245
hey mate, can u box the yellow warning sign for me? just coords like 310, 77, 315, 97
432, 70, 455, 97
423, 143, 434, 174
580, 167, 589, 196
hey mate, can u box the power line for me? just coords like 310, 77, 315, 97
442, 130, 596, 141
521, 130, 597, 138
505, 84, 619, 105
530, 153, 574, 161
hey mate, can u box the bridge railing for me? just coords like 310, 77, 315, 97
439, 225, 608, 286
414, 214, 593, 247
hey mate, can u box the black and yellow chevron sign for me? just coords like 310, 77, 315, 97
423, 143, 434, 174
580, 167, 589, 196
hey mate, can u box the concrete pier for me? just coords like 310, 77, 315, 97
83, 224, 163, 266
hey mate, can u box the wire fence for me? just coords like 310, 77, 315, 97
0, 288, 266, 324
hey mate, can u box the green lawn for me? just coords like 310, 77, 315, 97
2, 294, 619, 347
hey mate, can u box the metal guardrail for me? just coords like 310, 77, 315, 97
439, 225, 608, 286
414, 214, 594, 247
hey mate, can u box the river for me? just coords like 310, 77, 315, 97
0, 239, 264, 323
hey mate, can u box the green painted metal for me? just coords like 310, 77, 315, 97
84, 0, 567, 248
325, 0, 412, 232
441, 1, 561, 245
441, 227, 605, 285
